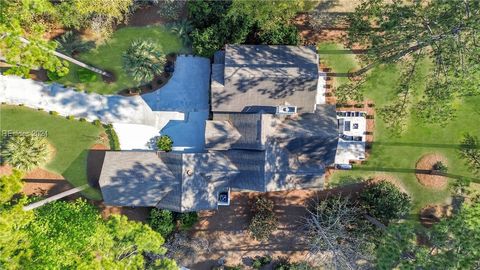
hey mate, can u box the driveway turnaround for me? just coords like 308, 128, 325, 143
0, 55, 211, 151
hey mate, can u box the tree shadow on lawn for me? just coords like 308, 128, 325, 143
352, 166, 480, 183
372, 141, 475, 149
61, 149, 102, 200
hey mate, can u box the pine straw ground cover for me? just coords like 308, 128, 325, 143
415, 153, 449, 190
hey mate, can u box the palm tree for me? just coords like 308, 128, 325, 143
55, 31, 95, 56
170, 19, 193, 47
15, 36, 111, 77
122, 40, 166, 83
2, 134, 50, 172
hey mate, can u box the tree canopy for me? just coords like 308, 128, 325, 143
360, 181, 411, 224
347, 0, 480, 130
459, 133, 480, 175
189, 0, 311, 57
0, 170, 23, 204
376, 201, 480, 269
0, 0, 133, 77
0, 198, 176, 269
0, 173, 176, 270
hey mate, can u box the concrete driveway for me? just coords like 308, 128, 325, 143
0, 55, 211, 151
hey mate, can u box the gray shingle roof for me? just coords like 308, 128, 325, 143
99, 151, 231, 212
98, 107, 338, 210
98, 151, 182, 208
211, 45, 319, 113
205, 113, 271, 150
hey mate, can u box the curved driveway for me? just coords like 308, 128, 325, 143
0, 55, 211, 151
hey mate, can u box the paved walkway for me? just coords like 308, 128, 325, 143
0, 55, 211, 151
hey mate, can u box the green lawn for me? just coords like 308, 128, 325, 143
58, 26, 183, 94
317, 42, 360, 87
318, 42, 480, 212
1, 105, 105, 199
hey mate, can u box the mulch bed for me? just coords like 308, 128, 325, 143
415, 154, 449, 190
294, 13, 349, 45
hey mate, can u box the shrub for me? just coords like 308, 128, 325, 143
47, 70, 65, 81
18, 103, 24, 107
179, 212, 198, 230
105, 124, 120, 150
149, 209, 175, 238
66, 115, 75, 120
258, 24, 300, 45
77, 68, 98, 83
37, 108, 44, 111
274, 259, 312, 270
123, 40, 166, 83
55, 31, 95, 56
79, 118, 86, 122
252, 256, 272, 269
157, 135, 173, 152
360, 181, 411, 223
0, 170, 24, 204
157, 0, 185, 21
49, 111, 59, 116
248, 197, 278, 241
432, 161, 448, 173
92, 120, 102, 127
2, 134, 49, 172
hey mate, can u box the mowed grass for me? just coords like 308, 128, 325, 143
317, 42, 360, 87
59, 26, 183, 94
0, 105, 105, 199
318, 44, 480, 212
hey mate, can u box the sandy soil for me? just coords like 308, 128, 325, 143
171, 185, 368, 269
415, 154, 449, 190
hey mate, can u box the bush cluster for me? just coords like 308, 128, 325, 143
157, 135, 173, 152
252, 255, 272, 269
77, 68, 98, 83
105, 124, 120, 150
148, 209, 199, 238
92, 119, 102, 127
248, 196, 278, 241
47, 70, 64, 81
149, 209, 175, 238
432, 161, 448, 173
179, 212, 198, 230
